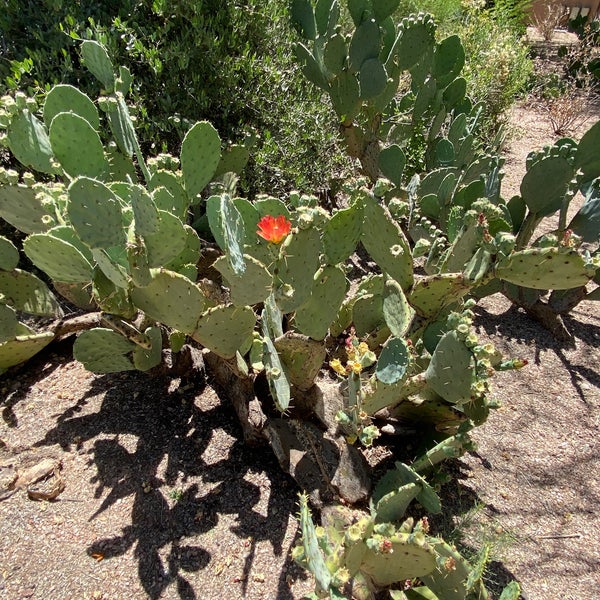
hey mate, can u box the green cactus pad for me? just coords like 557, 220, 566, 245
373, 481, 420, 524
46, 225, 94, 262
49, 112, 109, 179
114, 184, 160, 237
143, 210, 188, 268
73, 328, 135, 373
575, 119, 600, 185
261, 310, 290, 411
127, 241, 152, 287
420, 539, 483, 600
495, 248, 594, 290
568, 190, 600, 243
192, 304, 256, 359
80, 40, 115, 90
352, 293, 385, 337
296, 493, 332, 592
294, 265, 348, 340
43, 84, 100, 130
7, 110, 54, 174
409, 274, 469, 319
324, 34, 347, 76
214, 144, 251, 179
294, 42, 329, 90
181, 121, 221, 203
380, 462, 441, 515
412, 432, 473, 473
106, 95, 139, 160
149, 171, 189, 220
131, 269, 206, 334
520, 155, 574, 217
349, 19, 381, 72
92, 248, 129, 289
0, 185, 54, 234
0, 326, 55, 371
132, 326, 162, 371
0, 269, 62, 316
0, 304, 18, 343
323, 204, 363, 266
53, 281, 96, 311
425, 331, 473, 405
68, 178, 125, 249
291, 0, 317, 40
206, 195, 246, 276
379, 144, 406, 187
274, 227, 321, 313
23, 233, 94, 283
433, 35, 465, 87
383, 278, 414, 337
376, 337, 410, 385
360, 58, 388, 99
315, 0, 339, 36
330, 71, 361, 119
107, 148, 137, 181
273, 333, 326, 391
213, 254, 271, 306
361, 532, 437, 586
361, 193, 413, 291
0, 236, 19, 271
395, 20, 436, 71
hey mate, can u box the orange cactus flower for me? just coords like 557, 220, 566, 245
256, 214, 292, 244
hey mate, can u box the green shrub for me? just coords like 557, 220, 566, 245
457, 3, 533, 138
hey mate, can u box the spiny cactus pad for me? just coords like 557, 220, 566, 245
131, 269, 206, 334
49, 112, 109, 179
0, 326, 55, 372
213, 254, 271, 306
192, 304, 256, 359
23, 233, 94, 283
68, 178, 126, 249
425, 331, 474, 405
495, 248, 594, 290
6, 110, 54, 174
73, 328, 135, 373
0, 269, 62, 316
0, 185, 54, 234
43, 84, 100, 130
181, 121, 221, 203
294, 265, 348, 340
0, 236, 19, 271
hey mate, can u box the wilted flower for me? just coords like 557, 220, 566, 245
256, 214, 292, 244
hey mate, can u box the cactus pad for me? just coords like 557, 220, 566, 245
131, 269, 206, 334
409, 274, 470, 318
181, 121, 221, 202
0, 304, 18, 343
294, 265, 348, 340
375, 337, 410, 385
0, 326, 55, 372
495, 248, 594, 290
68, 178, 126, 249
49, 112, 108, 179
425, 331, 473, 405
192, 304, 256, 358
23, 233, 94, 283
323, 203, 363, 265
132, 326, 163, 371
274, 333, 326, 391
143, 211, 188, 267
73, 328, 135, 373
0, 236, 19, 271
7, 110, 54, 174
80, 41, 115, 90
0, 269, 62, 316
0, 185, 54, 234
43, 84, 100, 130
213, 254, 271, 306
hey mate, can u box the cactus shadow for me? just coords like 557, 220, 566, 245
31, 369, 304, 600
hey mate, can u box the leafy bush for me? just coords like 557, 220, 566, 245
0, 0, 346, 196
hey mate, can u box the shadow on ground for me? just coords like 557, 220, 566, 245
27, 365, 306, 600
